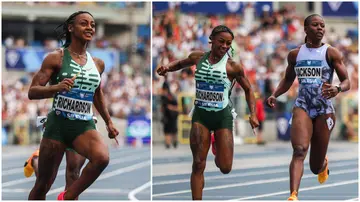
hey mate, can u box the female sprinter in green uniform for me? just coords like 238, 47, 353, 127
27, 11, 119, 200
157, 25, 259, 200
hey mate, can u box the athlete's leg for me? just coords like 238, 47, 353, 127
309, 114, 335, 175
32, 157, 39, 177
213, 128, 233, 174
65, 150, 86, 190
190, 122, 211, 200
289, 107, 313, 195
63, 130, 109, 200
28, 138, 66, 199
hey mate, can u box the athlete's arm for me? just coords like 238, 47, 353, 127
93, 58, 112, 125
321, 47, 350, 98
93, 58, 119, 139
266, 49, 297, 108
28, 50, 72, 100
156, 51, 204, 76
232, 61, 259, 129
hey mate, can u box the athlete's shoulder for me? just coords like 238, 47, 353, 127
188, 51, 205, 60
287, 47, 301, 62
289, 46, 301, 55
326, 45, 342, 55
92, 57, 105, 73
42, 48, 63, 67
227, 58, 243, 75
227, 57, 237, 67
47, 48, 64, 58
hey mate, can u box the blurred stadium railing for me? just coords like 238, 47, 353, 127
152, 2, 358, 145
2, 2, 151, 146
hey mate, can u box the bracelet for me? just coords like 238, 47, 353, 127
335, 85, 342, 93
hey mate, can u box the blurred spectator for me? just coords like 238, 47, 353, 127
6, 2, 145, 8
14, 38, 26, 48
13, 104, 30, 145
339, 107, 358, 141
255, 90, 266, 145
4, 36, 14, 48
161, 80, 179, 149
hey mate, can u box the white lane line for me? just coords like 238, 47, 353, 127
1, 147, 147, 159
109, 148, 150, 159
46, 160, 150, 196
346, 198, 359, 201
128, 181, 151, 201
2, 148, 149, 169
2, 188, 131, 194
108, 154, 149, 166
3, 168, 33, 176
152, 168, 357, 197
2, 155, 149, 186
2, 153, 149, 176
153, 161, 357, 186
153, 156, 358, 177
233, 179, 358, 200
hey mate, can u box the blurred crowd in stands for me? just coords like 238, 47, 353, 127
7, 1, 145, 9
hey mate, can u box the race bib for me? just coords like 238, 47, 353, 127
194, 82, 224, 109
295, 60, 322, 85
54, 89, 93, 120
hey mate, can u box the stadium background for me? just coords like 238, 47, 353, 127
152, 1, 358, 145
2, 2, 151, 200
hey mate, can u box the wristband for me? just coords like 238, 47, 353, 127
335, 85, 342, 93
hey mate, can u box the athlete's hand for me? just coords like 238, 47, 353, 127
249, 114, 259, 129
322, 83, 339, 99
106, 121, 119, 140
56, 74, 78, 92
266, 95, 276, 108
156, 65, 169, 76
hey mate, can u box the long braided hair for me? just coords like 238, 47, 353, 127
209, 25, 235, 58
54, 11, 93, 48
304, 14, 323, 43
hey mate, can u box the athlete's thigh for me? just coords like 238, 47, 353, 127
310, 113, 335, 165
290, 107, 313, 149
214, 128, 233, 163
66, 149, 86, 170
190, 122, 211, 160
32, 157, 39, 177
37, 138, 66, 182
71, 130, 109, 162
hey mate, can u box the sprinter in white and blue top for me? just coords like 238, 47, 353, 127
294, 43, 334, 118
266, 14, 350, 201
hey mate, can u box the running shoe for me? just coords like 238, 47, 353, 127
57, 191, 66, 200
211, 133, 216, 156
287, 191, 298, 201
318, 156, 329, 184
23, 149, 39, 178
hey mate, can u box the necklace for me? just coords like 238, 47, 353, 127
209, 54, 220, 65
306, 42, 322, 52
68, 48, 87, 59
